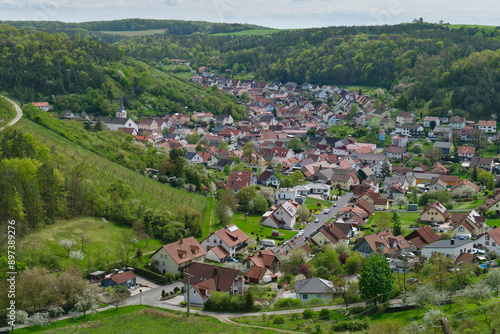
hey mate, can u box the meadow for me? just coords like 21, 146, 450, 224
211, 29, 284, 36
100, 29, 166, 36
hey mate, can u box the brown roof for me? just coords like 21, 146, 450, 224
405, 226, 440, 245
356, 230, 409, 255
438, 175, 459, 183
456, 253, 475, 264
138, 118, 156, 126
450, 179, 479, 192
182, 262, 240, 296
246, 265, 269, 280
226, 171, 254, 191
451, 212, 467, 224
457, 146, 476, 155
355, 198, 375, 215
208, 245, 230, 259
408, 237, 426, 250
156, 237, 207, 265
207, 224, 249, 248
421, 201, 450, 219
109, 271, 137, 285
245, 249, 279, 269
478, 227, 500, 244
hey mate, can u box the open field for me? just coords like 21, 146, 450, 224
14, 305, 274, 334
19, 217, 163, 270
453, 199, 484, 210
100, 29, 166, 36
13, 118, 208, 213
212, 29, 284, 36
305, 197, 332, 212
232, 212, 296, 242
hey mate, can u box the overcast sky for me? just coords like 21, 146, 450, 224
0, 0, 498, 29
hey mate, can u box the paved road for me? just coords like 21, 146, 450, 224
300, 192, 353, 241
0, 97, 23, 131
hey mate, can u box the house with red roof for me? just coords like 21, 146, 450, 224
101, 269, 137, 289
225, 171, 256, 194
201, 224, 249, 261
450, 210, 486, 238
457, 146, 476, 159
419, 201, 450, 223
450, 179, 479, 198
475, 227, 500, 252
261, 200, 299, 229
477, 120, 497, 133
31, 101, 52, 111
353, 230, 409, 257
405, 226, 440, 252
150, 237, 207, 275
182, 262, 244, 305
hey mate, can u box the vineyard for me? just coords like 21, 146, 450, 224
13, 118, 208, 213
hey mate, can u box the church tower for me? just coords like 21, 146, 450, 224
116, 94, 127, 118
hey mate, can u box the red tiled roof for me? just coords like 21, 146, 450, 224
109, 271, 137, 285
155, 237, 207, 265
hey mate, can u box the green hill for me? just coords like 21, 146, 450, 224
13, 117, 207, 212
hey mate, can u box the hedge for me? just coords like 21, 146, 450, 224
129, 266, 168, 285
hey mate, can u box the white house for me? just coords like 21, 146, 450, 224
475, 228, 500, 253
294, 277, 335, 303
201, 224, 249, 259
421, 239, 474, 259
150, 237, 207, 275
103, 117, 139, 132
261, 200, 299, 229
477, 120, 497, 133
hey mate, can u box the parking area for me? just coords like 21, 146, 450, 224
130, 276, 162, 296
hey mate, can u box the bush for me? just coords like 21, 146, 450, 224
273, 315, 285, 324
319, 308, 330, 319
180, 301, 187, 307
174, 287, 180, 293
291, 313, 300, 320
277, 283, 283, 289
303, 309, 314, 319
305, 297, 325, 306
330, 319, 369, 332
161, 290, 166, 298
274, 298, 302, 308
165, 273, 175, 282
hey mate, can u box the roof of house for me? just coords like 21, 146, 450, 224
478, 120, 496, 127
354, 230, 409, 255
422, 239, 473, 249
450, 179, 479, 192
138, 118, 157, 126
182, 262, 240, 299
245, 265, 269, 281
455, 252, 475, 264
294, 277, 334, 294
226, 171, 254, 191
154, 237, 207, 265
457, 146, 476, 155
434, 142, 453, 149
208, 245, 230, 260
258, 170, 277, 182
478, 227, 500, 244
421, 201, 450, 219
204, 224, 249, 249
245, 249, 280, 269
107, 271, 137, 285
405, 226, 440, 245
355, 198, 375, 215
408, 237, 426, 250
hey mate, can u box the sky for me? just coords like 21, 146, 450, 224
0, 0, 498, 29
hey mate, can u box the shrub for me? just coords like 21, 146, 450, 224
291, 313, 300, 320
161, 290, 166, 298
165, 273, 175, 282
330, 319, 369, 332
303, 309, 314, 319
273, 315, 285, 324
277, 283, 283, 289
180, 301, 187, 307
174, 287, 180, 293
305, 297, 325, 306
274, 298, 302, 308
319, 308, 330, 319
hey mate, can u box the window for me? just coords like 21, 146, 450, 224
486, 241, 490, 245
493, 243, 497, 247
163, 261, 165, 266
161, 254, 163, 258
302, 294, 308, 300
458, 226, 465, 232
486, 236, 490, 241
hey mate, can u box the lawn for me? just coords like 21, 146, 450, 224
19, 217, 163, 271
453, 199, 484, 210
486, 217, 500, 228
231, 212, 296, 242
368, 211, 422, 236
304, 197, 332, 212
15, 305, 275, 334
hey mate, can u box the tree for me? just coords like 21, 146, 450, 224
408, 186, 418, 204
391, 211, 402, 236
242, 142, 255, 163
381, 160, 391, 177
252, 194, 269, 214
472, 166, 478, 182
462, 280, 492, 306
410, 283, 446, 308
349, 104, 358, 117
59, 239, 76, 256
393, 196, 408, 210
80, 233, 92, 252
72, 287, 100, 318
485, 268, 500, 296
358, 255, 394, 305
288, 137, 302, 151
235, 185, 257, 211
358, 169, 367, 182
105, 284, 130, 310
298, 205, 310, 218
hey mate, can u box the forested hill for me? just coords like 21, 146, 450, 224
117, 22, 500, 118
2, 19, 265, 35
0, 24, 245, 119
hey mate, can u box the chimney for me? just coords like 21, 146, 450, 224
113, 269, 119, 275
179, 239, 183, 244
259, 251, 262, 257
451, 239, 455, 245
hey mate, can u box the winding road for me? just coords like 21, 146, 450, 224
0, 97, 23, 131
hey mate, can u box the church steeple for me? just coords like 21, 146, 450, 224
117, 93, 127, 118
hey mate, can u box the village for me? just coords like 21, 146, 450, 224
32, 73, 500, 310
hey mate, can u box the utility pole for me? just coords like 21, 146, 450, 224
186, 273, 193, 317
139, 289, 142, 305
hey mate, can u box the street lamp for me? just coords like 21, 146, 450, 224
139, 289, 142, 305
185, 272, 194, 317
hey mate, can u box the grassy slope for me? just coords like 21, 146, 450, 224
13, 118, 208, 212
0, 96, 16, 127
19, 217, 163, 269
232, 212, 297, 242
100, 29, 166, 36
14, 305, 274, 334
211, 29, 284, 36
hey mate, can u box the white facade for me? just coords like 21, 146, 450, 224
421, 240, 474, 259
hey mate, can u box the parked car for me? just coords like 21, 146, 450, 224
314, 218, 319, 223
228, 257, 238, 263
271, 230, 280, 237
283, 226, 293, 230
323, 208, 330, 214
333, 203, 337, 207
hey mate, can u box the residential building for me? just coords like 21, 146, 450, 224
150, 237, 207, 275
31, 102, 52, 112
101, 270, 137, 289
257, 170, 281, 187
261, 200, 299, 229
182, 262, 243, 305
295, 277, 335, 302
137, 118, 159, 132
215, 114, 234, 125
329, 174, 355, 190
423, 116, 440, 128
457, 146, 476, 159
396, 111, 416, 124
469, 157, 494, 172
475, 227, 500, 252
449, 116, 466, 129
450, 179, 479, 198
460, 127, 482, 142
192, 112, 213, 123
391, 135, 408, 148
201, 224, 249, 260
310, 222, 353, 247
395, 125, 424, 137
450, 210, 486, 238
405, 226, 440, 252
283, 236, 312, 254
421, 239, 474, 259
352, 230, 409, 257
103, 117, 138, 132
275, 188, 303, 204
225, 171, 257, 194
433, 142, 454, 156
419, 201, 450, 223
477, 120, 497, 133
244, 249, 280, 274
384, 145, 406, 160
